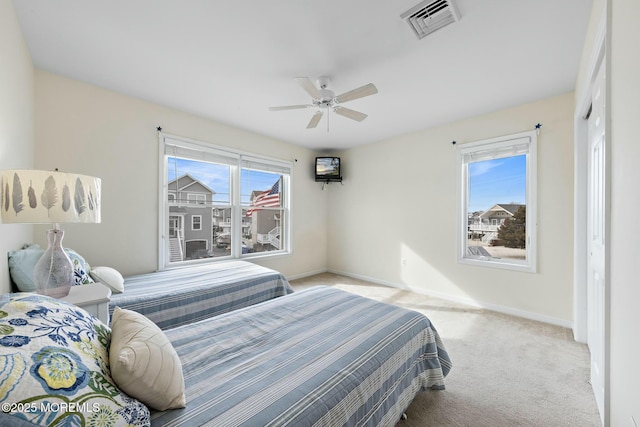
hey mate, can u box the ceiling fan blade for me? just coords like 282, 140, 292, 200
335, 83, 378, 104
307, 111, 323, 128
269, 104, 312, 111
334, 106, 367, 122
295, 77, 321, 99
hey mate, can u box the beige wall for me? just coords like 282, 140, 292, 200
0, 0, 34, 293
328, 93, 575, 325
608, 0, 640, 425
34, 70, 328, 278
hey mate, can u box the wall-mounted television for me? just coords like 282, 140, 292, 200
315, 157, 342, 182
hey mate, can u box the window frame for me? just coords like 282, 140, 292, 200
158, 133, 292, 270
187, 193, 206, 205
191, 215, 202, 231
456, 130, 537, 273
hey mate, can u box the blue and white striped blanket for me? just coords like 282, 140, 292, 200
152, 286, 452, 427
109, 260, 293, 330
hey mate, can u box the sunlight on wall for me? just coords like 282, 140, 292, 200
400, 243, 477, 305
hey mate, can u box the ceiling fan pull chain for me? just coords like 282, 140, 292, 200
327, 107, 330, 132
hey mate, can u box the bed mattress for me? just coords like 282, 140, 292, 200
109, 260, 293, 330
152, 286, 452, 427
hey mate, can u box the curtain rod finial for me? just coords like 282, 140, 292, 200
535, 123, 542, 135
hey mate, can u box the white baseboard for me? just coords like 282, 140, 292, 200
328, 269, 574, 329
286, 268, 328, 282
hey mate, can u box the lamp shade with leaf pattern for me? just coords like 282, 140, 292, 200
1, 169, 101, 224
1, 169, 101, 298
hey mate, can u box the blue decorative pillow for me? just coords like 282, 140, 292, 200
7, 245, 43, 292
8, 245, 94, 292
0, 293, 150, 426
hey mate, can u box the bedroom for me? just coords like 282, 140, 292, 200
0, 0, 638, 426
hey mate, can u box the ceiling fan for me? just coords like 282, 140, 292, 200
268, 77, 378, 129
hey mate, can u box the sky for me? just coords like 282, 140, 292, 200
468, 154, 526, 213
168, 157, 280, 204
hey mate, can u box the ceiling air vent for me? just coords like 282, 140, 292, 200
400, 0, 460, 40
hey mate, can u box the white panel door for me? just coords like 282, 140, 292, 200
587, 59, 606, 424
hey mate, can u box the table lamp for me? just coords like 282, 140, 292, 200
1, 169, 101, 298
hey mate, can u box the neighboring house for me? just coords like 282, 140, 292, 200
211, 208, 251, 250
168, 174, 215, 261
468, 204, 524, 244
167, 177, 281, 260
212, 207, 231, 247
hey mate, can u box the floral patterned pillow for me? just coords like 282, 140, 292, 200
65, 248, 95, 286
0, 293, 150, 426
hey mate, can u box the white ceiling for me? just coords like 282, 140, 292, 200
13, 0, 592, 151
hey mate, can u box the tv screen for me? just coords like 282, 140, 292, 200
315, 157, 341, 182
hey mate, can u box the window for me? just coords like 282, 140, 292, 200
457, 130, 537, 272
240, 162, 288, 257
187, 193, 206, 205
191, 215, 202, 230
159, 134, 291, 269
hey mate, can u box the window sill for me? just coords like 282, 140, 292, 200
241, 250, 291, 262
459, 256, 536, 273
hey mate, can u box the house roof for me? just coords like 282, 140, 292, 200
168, 174, 215, 195
479, 203, 524, 219
496, 204, 524, 215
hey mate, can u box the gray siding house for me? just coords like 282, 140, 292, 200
168, 174, 215, 261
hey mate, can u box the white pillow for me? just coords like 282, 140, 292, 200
109, 307, 186, 411
90, 266, 125, 293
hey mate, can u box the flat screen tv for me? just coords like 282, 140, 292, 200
315, 157, 342, 182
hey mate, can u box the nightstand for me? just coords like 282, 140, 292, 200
61, 283, 112, 325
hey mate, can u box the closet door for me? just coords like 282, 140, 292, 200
587, 58, 606, 424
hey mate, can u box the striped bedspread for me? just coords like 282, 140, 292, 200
109, 260, 293, 330
152, 286, 452, 427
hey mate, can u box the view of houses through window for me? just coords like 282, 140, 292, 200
458, 130, 536, 272
161, 136, 290, 267
467, 155, 527, 261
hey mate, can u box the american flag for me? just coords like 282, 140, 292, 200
246, 179, 280, 216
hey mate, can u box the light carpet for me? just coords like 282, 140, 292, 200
290, 273, 601, 427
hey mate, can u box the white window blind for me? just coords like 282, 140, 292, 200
164, 136, 239, 166
240, 156, 292, 175
460, 136, 531, 163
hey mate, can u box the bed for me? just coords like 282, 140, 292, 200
109, 260, 293, 329
7, 246, 293, 330
0, 286, 451, 427
151, 286, 452, 426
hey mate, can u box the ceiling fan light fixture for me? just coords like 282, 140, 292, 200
269, 76, 378, 130
318, 88, 335, 102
